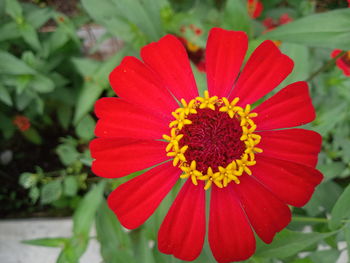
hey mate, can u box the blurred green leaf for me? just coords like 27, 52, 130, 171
30, 74, 55, 93
22, 237, 69, 247
0, 22, 20, 42
313, 103, 347, 136
255, 229, 338, 258
56, 143, 79, 166
19, 22, 41, 50
57, 104, 72, 130
64, 176, 79, 197
329, 183, 350, 230
29, 186, 40, 203
5, 0, 23, 21
19, 172, 37, 189
261, 9, 350, 50
22, 127, 43, 145
41, 180, 62, 204
73, 49, 127, 124
0, 83, 12, 106
0, 51, 36, 75
304, 181, 342, 216
280, 43, 310, 86
96, 202, 136, 263
26, 7, 53, 29
73, 180, 106, 237
308, 249, 340, 263
75, 114, 95, 140
222, 0, 252, 36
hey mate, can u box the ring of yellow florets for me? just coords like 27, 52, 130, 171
163, 91, 262, 190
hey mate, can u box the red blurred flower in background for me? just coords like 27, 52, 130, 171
263, 13, 293, 31
331, 49, 350, 76
91, 28, 323, 262
247, 0, 263, 18
178, 24, 205, 72
13, 115, 31, 131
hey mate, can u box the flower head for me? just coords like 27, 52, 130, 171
247, 0, 263, 18
91, 28, 323, 262
331, 49, 350, 76
13, 115, 31, 131
178, 24, 205, 72
263, 13, 293, 31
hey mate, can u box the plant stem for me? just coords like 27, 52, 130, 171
306, 50, 347, 82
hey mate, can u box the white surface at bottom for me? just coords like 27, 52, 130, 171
0, 218, 101, 263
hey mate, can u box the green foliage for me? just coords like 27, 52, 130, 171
261, 8, 350, 49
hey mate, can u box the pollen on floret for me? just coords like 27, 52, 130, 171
163, 91, 262, 190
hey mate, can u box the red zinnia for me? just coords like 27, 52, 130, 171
247, 0, 263, 18
331, 49, 350, 76
13, 115, 31, 131
263, 13, 293, 31
91, 28, 323, 262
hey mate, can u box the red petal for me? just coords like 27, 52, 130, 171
107, 162, 180, 229
90, 138, 168, 178
254, 81, 316, 130
258, 129, 322, 167
109, 56, 178, 120
229, 40, 293, 105
94, 98, 168, 140
141, 34, 198, 102
209, 186, 255, 263
252, 155, 323, 207
158, 180, 206, 261
233, 176, 291, 243
205, 28, 248, 98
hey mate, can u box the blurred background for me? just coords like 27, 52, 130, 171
1, 0, 350, 262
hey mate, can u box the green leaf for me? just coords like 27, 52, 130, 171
0, 51, 36, 75
57, 104, 72, 130
41, 180, 63, 204
63, 176, 78, 197
5, 0, 23, 21
73, 50, 127, 124
19, 22, 41, 50
329, 184, 350, 230
30, 74, 55, 93
304, 181, 342, 216
308, 249, 340, 263
313, 102, 347, 136
75, 114, 95, 140
0, 84, 12, 106
280, 43, 310, 86
0, 22, 20, 42
29, 186, 40, 203
22, 237, 69, 247
19, 172, 37, 189
73, 180, 106, 236
22, 127, 43, 145
260, 9, 350, 50
26, 7, 53, 29
96, 202, 136, 263
222, 0, 252, 36
255, 229, 338, 258
56, 143, 79, 166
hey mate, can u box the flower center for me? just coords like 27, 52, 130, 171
163, 91, 262, 190
179, 108, 245, 173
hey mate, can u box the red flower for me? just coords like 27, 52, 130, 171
247, 0, 263, 18
331, 49, 350, 76
263, 13, 293, 31
13, 115, 31, 131
91, 28, 323, 262
178, 25, 206, 72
